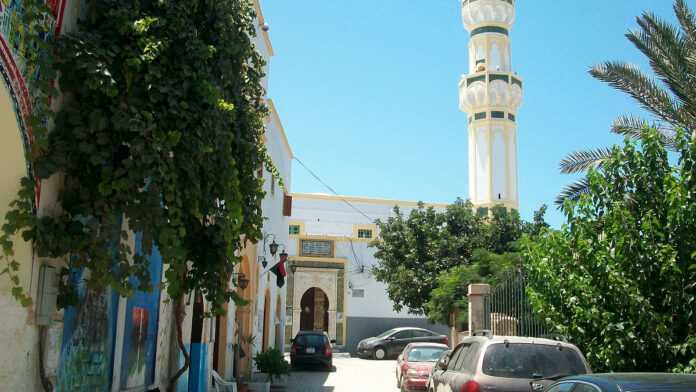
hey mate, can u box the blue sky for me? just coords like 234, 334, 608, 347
263, 0, 692, 227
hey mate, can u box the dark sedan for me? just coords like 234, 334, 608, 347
356, 327, 448, 360
290, 331, 335, 370
540, 373, 696, 392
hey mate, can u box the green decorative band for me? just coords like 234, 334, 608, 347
474, 112, 487, 120
291, 260, 345, 270
489, 74, 510, 83
467, 75, 486, 85
511, 77, 522, 88
508, 113, 516, 121
471, 26, 509, 36
475, 59, 486, 65
491, 111, 505, 119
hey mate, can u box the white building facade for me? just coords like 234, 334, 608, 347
459, 0, 522, 210
285, 193, 449, 353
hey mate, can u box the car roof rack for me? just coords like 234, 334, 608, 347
541, 333, 568, 342
472, 330, 493, 338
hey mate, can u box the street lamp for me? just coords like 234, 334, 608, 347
269, 240, 279, 257
233, 272, 249, 289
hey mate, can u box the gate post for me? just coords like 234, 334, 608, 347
468, 284, 490, 335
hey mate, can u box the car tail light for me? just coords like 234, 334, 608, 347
443, 336, 449, 346
461, 380, 480, 392
324, 344, 332, 357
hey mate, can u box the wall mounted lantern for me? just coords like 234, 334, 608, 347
233, 272, 249, 289
269, 240, 279, 257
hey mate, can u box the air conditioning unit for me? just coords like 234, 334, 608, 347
36, 264, 59, 326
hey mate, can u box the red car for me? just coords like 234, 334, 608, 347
396, 342, 449, 392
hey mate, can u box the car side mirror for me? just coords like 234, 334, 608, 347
437, 359, 448, 370
386, 336, 395, 341
330, 339, 336, 344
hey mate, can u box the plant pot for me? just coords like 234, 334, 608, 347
244, 381, 270, 392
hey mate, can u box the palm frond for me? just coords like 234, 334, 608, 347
555, 177, 591, 208
590, 62, 685, 129
611, 115, 679, 150
675, 0, 696, 42
628, 14, 695, 114
559, 147, 613, 175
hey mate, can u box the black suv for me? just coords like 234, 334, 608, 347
290, 331, 335, 370
428, 333, 591, 392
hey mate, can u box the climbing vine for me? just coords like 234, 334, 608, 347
0, 0, 56, 307
2, 0, 276, 322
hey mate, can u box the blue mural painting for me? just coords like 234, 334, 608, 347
58, 231, 163, 391
56, 269, 119, 391
118, 233, 163, 390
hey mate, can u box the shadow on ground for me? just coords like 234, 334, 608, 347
284, 366, 334, 392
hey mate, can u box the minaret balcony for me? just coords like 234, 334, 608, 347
462, 0, 515, 31
458, 71, 523, 113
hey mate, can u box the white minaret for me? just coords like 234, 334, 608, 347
459, 0, 522, 210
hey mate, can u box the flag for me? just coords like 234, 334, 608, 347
270, 252, 288, 287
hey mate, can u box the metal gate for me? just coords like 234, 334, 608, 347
482, 271, 549, 337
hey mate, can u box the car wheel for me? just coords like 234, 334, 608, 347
373, 346, 386, 360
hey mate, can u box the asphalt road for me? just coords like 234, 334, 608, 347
285, 356, 400, 392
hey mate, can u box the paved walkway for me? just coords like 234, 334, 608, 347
284, 356, 399, 392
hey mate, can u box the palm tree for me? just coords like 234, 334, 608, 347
557, 0, 696, 206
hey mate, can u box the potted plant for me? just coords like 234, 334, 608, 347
251, 348, 291, 390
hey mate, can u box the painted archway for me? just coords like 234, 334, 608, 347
274, 294, 282, 349
299, 287, 329, 333
261, 289, 271, 351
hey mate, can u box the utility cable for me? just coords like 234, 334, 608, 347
293, 156, 374, 223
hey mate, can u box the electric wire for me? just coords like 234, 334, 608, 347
293, 156, 374, 223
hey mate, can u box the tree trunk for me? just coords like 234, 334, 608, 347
168, 296, 190, 392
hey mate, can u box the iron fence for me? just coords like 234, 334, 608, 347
482, 270, 549, 337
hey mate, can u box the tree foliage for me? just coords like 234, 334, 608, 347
372, 200, 536, 320
425, 249, 519, 326
557, 0, 696, 205
2, 0, 275, 317
525, 129, 696, 373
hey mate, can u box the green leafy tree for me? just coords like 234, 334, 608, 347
425, 249, 520, 326
372, 199, 531, 317
557, 0, 696, 205
0, 1, 275, 389
525, 128, 696, 373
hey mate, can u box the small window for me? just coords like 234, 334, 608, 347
352, 289, 365, 298
545, 383, 575, 392
447, 344, 467, 371
394, 330, 414, 340
289, 225, 300, 235
357, 229, 373, 239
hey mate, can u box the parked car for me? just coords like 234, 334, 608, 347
396, 343, 449, 392
290, 331, 335, 370
427, 349, 451, 387
357, 327, 449, 360
540, 373, 696, 392
427, 333, 591, 392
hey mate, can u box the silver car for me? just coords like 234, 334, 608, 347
428, 334, 591, 392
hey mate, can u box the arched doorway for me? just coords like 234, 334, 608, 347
262, 289, 271, 351
234, 254, 252, 378
274, 295, 282, 349
299, 287, 329, 333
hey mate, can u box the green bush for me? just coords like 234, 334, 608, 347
253, 348, 290, 383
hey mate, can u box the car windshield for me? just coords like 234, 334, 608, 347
295, 334, 326, 346
482, 343, 587, 379
406, 347, 447, 362
376, 329, 398, 338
